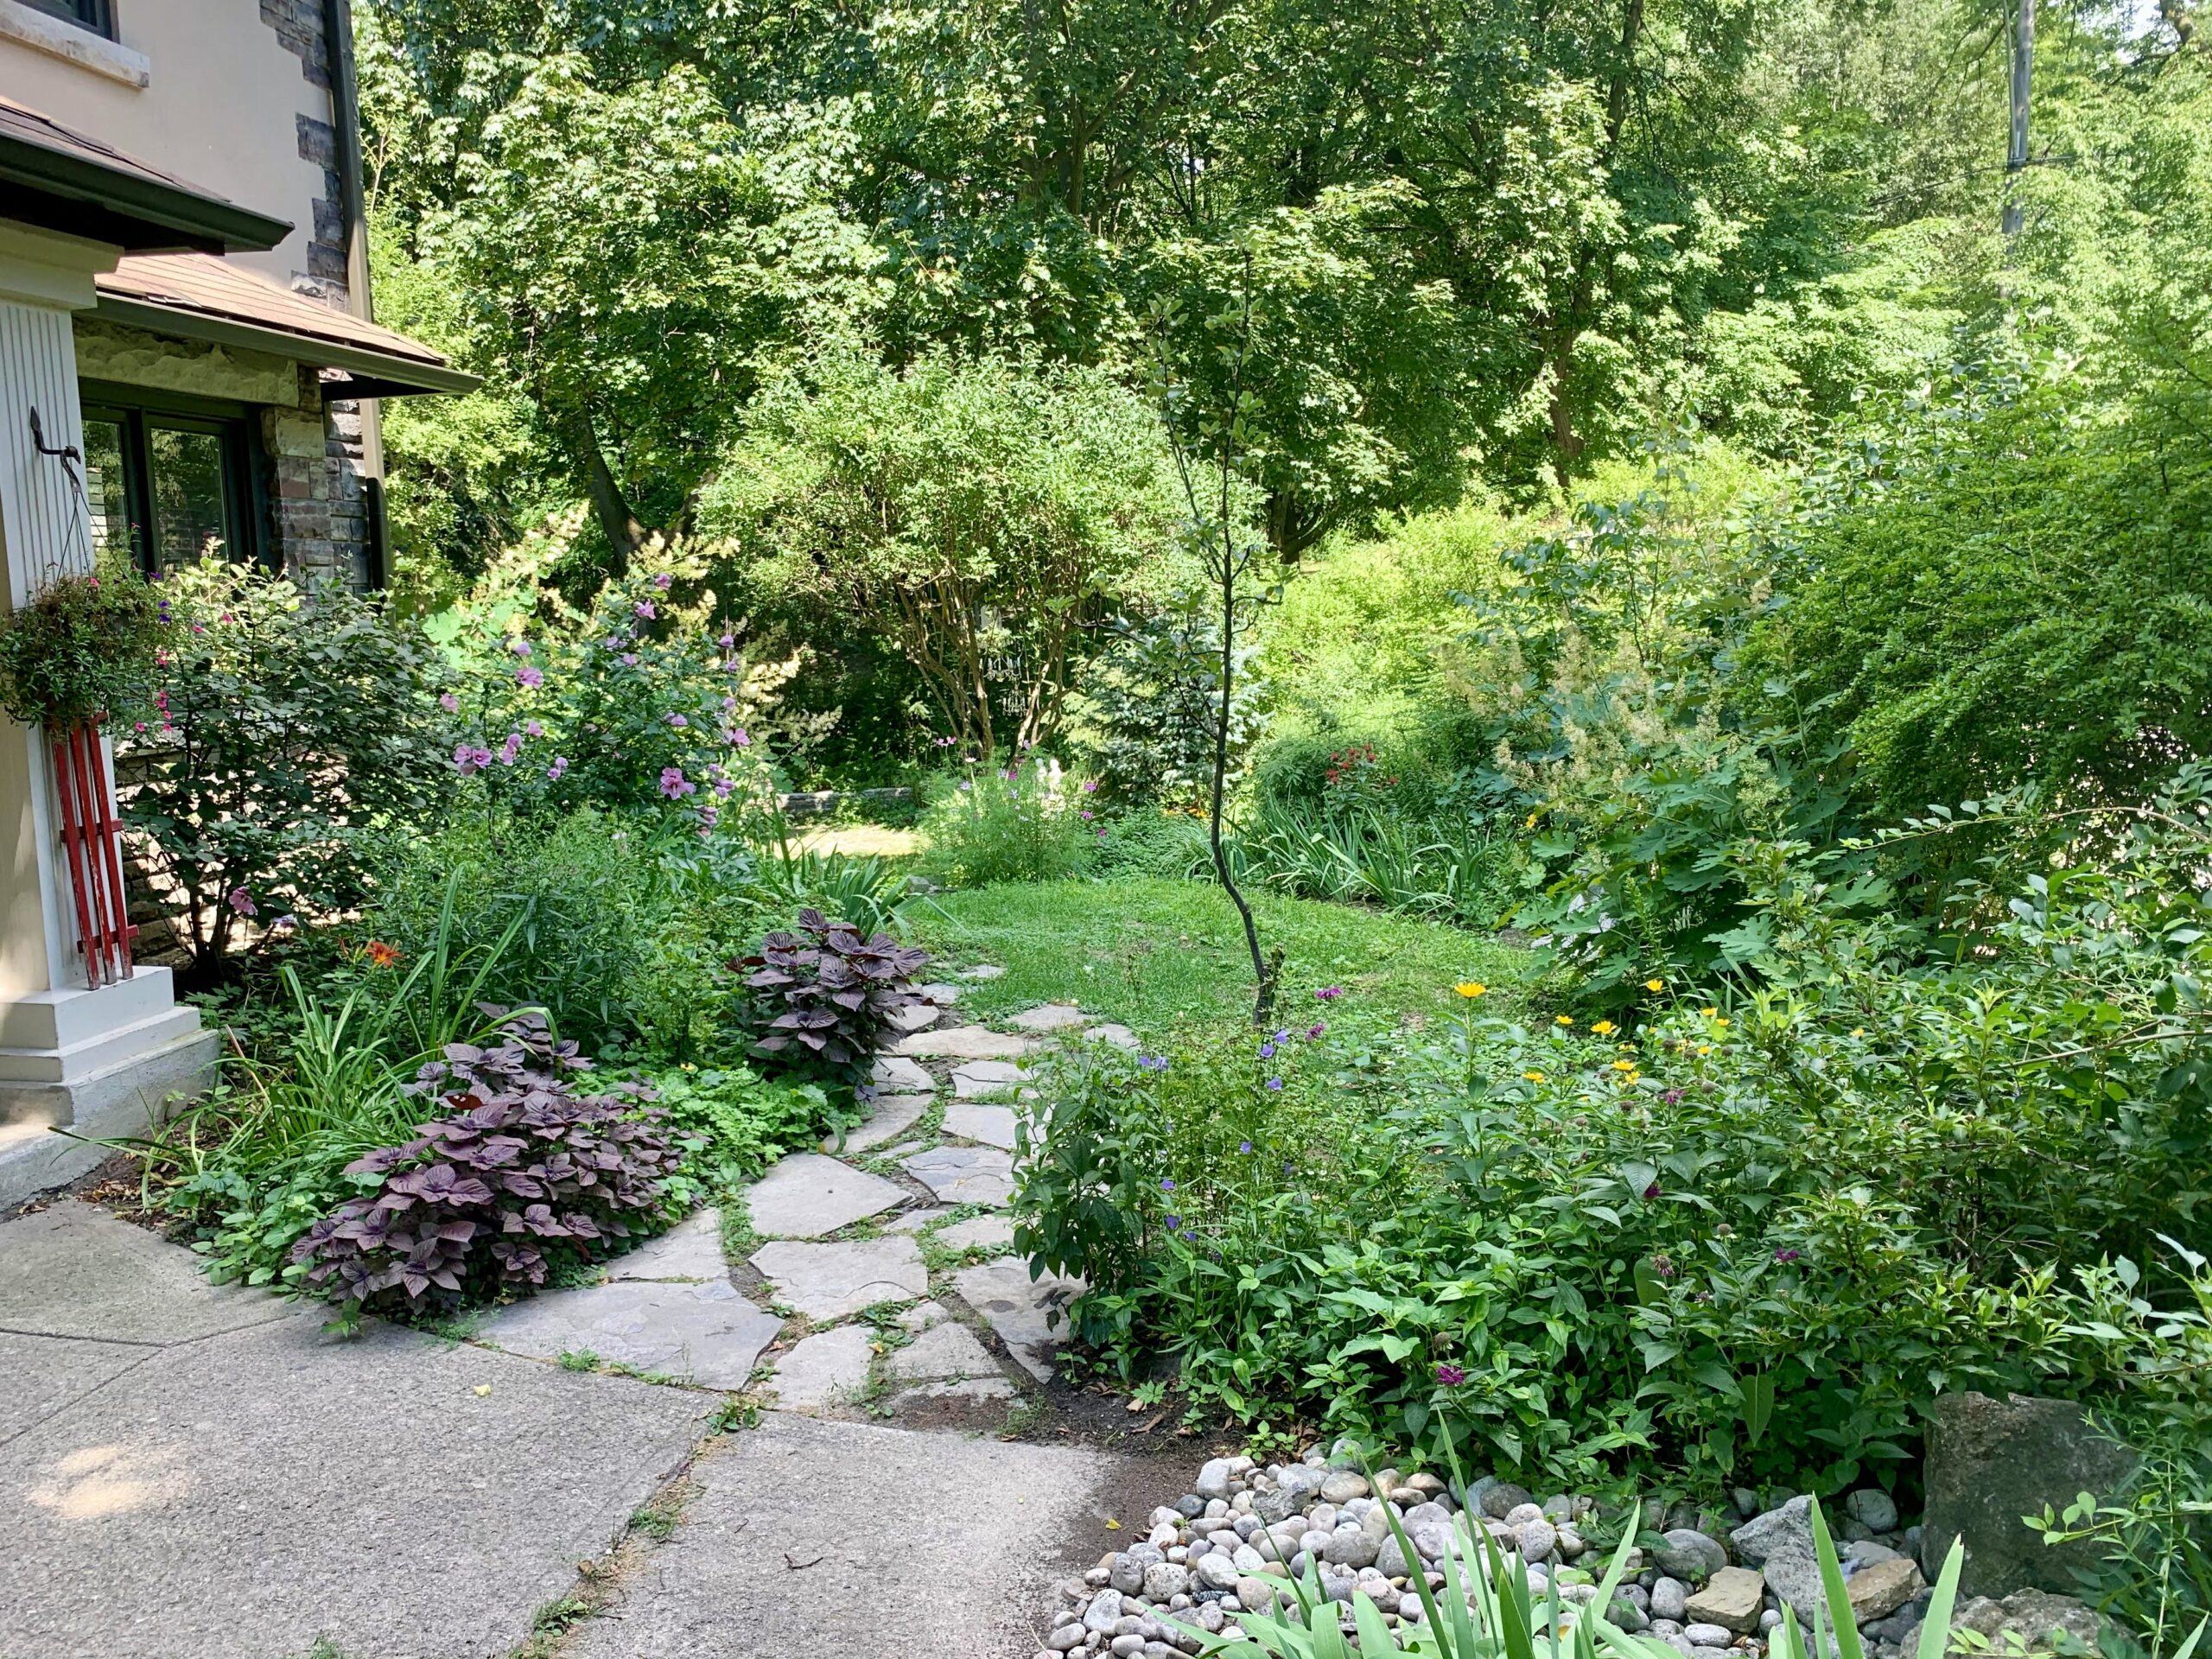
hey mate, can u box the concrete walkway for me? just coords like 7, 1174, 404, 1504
0, 980, 1142, 1659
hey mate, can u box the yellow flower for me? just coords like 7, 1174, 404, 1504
1524, 810, 1541, 829
1554, 1014, 1573, 1027
1522, 1070, 1547, 1084
1644, 978, 1665, 993
1591, 1020, 1616, 1035
1852, 1027, 1866, 1038
1453, 982, 1488, 998
1713, 1017, 1731, 1029
1701, 1007, 1719, 1019
1611, 1059, 1636, 1072
1696, 1044, 1713, 1056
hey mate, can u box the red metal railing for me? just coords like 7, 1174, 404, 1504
49, 721, 137, 988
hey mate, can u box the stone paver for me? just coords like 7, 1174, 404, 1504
896, 1300, 950, 1331
898, 1376, 1018, 1403
826, 1094, 932, 1153
957, 963, 1006, 980
607, 1207, 728, 1281
476, 1279, 781, 1389
900, 1145, 1017, 1208
882, 1206, 950, 1234
750, 1236, 929, 1323
936, 1213, 1017, 1253
892, 1024, 1035, 1061
953, 1257, 1088, 1381
767, 1325, 876, 1414
1087, 1022, 1142, 1052
869, 1055, 934, 1094
885, 1000, 942, 1034
884, 1319, 1000, 1383
1010, 1002, 1090, 1031
912, 982, 963, 1006
940, 1100, 1018, 1149
950, 1058, 1030, 1099
570, 1413, 1119, 1659
0, 1204, 709, 1659
743, 1154, 908, 1238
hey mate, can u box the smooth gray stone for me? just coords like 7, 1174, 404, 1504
568, 1411, 1121, 1659
743, 1154, 908, 1238
1009, 1003, 1089, 1031
0, 1313, 708, 1659
913, 982, 963, 1006
893, 1026, 1035, 1061
477, 1278, 782, 1389
886, 1000, 943, 1033
768, 1325, 876, 1414
934, 1213, 1016, 1252
950, 1059, 1032, 1101
1087, 1023, 1142, 1051
750, 1236, 929, 1322
883, 1319, 1000, 1382
830, 1095, 932, 1153
957, 963, 1006, 980
893, 1376, 1018, 1403
883, 1206, 952, 1234
941, 1101, 1019, 1148
901, 1145, 1016, 1207
895, 1300, 950, 1331
607, 1207, 728, 1281
870, 1056, 935, 1094
952, 1256, 1087, 1380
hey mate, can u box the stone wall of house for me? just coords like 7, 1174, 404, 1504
258, 0, 355, 306
264, 367, 373, 592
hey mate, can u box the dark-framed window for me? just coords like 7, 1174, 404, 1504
18, 0, 116, 41
79, 383, 272, 577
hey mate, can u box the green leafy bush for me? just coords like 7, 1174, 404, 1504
1065, 594, 1268, 810
1017, 784, 2212, 1491
645, 1065, 831, 1189
124, 562, 448, 978
918, 756, 1098, 887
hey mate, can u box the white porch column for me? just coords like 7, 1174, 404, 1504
0, 219, 215, 1209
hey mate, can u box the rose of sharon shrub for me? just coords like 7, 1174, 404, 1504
735, 908, 930, 1094
290, 1014, 679, 1314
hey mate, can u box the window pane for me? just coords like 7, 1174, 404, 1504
148, 427, 232, 574
80, 416, 137, 569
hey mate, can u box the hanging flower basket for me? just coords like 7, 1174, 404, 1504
0, 567, 165, 988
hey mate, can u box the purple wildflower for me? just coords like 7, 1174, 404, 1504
524, 720, 543, 738
1160, 1179, 1175, 1192
1238, 1141, 1253, 1154
633, 601, 657, 620
730, 728, 751, 747
653, 572, 672, 590
1774, 1248, 1802, 1263
620, 652, 639, 667
1259, 1042, 1276, 1059
1436, 1363, 1467, 1386
1315, 986, 1344, 1001
666, 713, 687, 728
438, 692, 460, 714
499, 732, 524, 765
1643, 1182, 1662, 1200
509, 639, 531, 656
227, 887, 257, 917
515, 665, 543, 688
547, 756, 569, 781
453, 743, 493, 775
659, 766, 695, 800
1307, 1023, 1325, 1038
1164, 1214, 1181, 1230
1265, 1077, 1282, 1091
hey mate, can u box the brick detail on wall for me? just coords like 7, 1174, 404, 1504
264, 366, 372, 592
260, 1, 351, 304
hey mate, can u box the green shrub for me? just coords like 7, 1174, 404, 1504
1064, 594, 1268, 810
124, 562, 448, 978
1016, 786, 2212, 1492
918, 756, 1097, 887
644, 1065, 831, 1189
365, 808, 717, 1058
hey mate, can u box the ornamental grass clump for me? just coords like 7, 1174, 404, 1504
734, 907, 931, 1094
290, 1012, 681, 1317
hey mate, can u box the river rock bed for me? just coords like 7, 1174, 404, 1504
1035, 1445, 1965, 1659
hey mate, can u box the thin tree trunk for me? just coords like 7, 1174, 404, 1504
2002, 0, 2033, 241
553, 404, 648, 571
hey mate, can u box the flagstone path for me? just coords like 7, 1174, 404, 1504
0, 969, 1155, 1658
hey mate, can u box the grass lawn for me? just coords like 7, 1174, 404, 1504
906, 875, 1532, 1037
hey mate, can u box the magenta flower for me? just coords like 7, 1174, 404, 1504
633, 601, 657, 620
1643, 1182, 1662, 1200
653, 573, 672, 590
524, 720, 543, 738
1307, 1023, 1325, 1038
730, 728, 751, 747
1080, 810, 1094, 821
1435, 1363, 1467, 1386
718, 632, 735, 649
515, 665, 543, 688
1315, 986, 1344, 1001
438, 692, 460, 714
1774, 1248, 1802, 1263
509, 639, 531, 656
666, 713, 687, 728
227, 886, 257, 917
620, 652, 639, 667
547, 756, 569, 781
658, 766, 695, 799
1082, 779, 1097, 793
453, 742, 493, 775
499, 732, 524, 765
